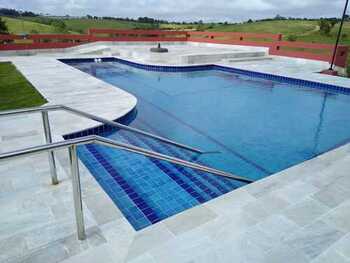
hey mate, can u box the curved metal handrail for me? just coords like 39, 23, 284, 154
0, 135, 253, 240
0, 135, 252, 183
0, 104, 204, 154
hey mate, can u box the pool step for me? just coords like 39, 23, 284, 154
180, 51, 267, 64
76, 121, 245, 230
223, 56, 273, 63
122, 121, 242, 191
120, 129, 236, 197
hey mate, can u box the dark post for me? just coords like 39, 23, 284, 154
329, 0, 349, 70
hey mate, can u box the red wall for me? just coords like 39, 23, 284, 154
0, 29, 348, 68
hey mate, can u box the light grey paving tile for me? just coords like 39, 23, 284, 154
127, 253, 157, 263
186, 207, 257, 243
241, 198, 271, 220
312, 183, 350, 209
274, 181, 319, 204
321, 201, 350, 233
241, 193, 289, 221
284, 221, 345, 260
24, 220, 76, 251
84, 192, 122, 225
20, 241, 69, 263
125, 223, 174, 261
205, 188, 256, 212
333, 234, 350, 259
1, 130, 39, 141
213, 231, 268, 263
244, 176, 288, 198
0, 180, 14, 195
0, 234, 28, 262
252, 215, 300, 250
99, 218, 136, 263
256, 192, 290, 211
60, 243, 118, 263
62, 226, 106, 258
0, 206, 55, 241
283, 197, 330, 226
149, 230, 217, 263
164, 205, 217, 236
311, 248, 350, 263
263, 244, 309, 263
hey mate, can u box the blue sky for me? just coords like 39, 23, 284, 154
0, 0, 347, 22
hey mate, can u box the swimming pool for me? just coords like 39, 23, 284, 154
63, 58, 350, 230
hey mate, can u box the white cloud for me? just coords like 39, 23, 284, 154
0, 0, 347, 21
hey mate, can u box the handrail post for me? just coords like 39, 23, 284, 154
68, 144, 86, 240
41, 110, 58, 185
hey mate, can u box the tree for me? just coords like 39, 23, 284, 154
51, 20, 67, 33
318, 19, 335, 36
0, 18, 9, 34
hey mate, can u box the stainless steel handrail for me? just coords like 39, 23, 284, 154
0, 135, 254, 240
0, 105, 204, 154
0, 104, 206, 185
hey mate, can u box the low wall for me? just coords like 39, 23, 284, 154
0, 29, 348, 69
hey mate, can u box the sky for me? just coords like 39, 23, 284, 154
0, 0, 348, 22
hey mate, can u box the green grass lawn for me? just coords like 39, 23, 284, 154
0, 62, 46, 111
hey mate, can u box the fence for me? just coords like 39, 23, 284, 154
186, 31, 282, 47
88, 29, 188, 41
269, 41, 348, 68
0, 29, 348, 68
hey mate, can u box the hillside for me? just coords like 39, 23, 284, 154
1, 16, 58, 34
2, 16, 350, 46
63, 18, 155, 33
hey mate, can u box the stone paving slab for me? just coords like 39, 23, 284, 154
1, 43, 350, 262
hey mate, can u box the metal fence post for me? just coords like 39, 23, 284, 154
41, 110, 58, 185
68, 144, 86, 240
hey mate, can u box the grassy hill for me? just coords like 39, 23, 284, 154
208, 20, 319, 35
63, 18, 155, 33
1, 16, 57, 34
3, 16, 349, 46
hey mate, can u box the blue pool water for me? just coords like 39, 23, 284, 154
64, 59, 350, 230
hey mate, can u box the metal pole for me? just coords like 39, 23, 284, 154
68, 144, 86, 240
329, 0, 349, 70
41, 111, 59, 185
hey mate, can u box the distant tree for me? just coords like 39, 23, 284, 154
86, 14, 93, 19
0, 8, 20, 16
318, 19, 336, 36
51, 20, 67, 33
247, 19, 253, 23
287, 34, 297, 41
30, 29, 39, 34
21, 11, 38, 17
274, 14, 286, 20
0, 18, 9, 34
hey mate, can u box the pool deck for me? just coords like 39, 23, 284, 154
1, 43, 350, 263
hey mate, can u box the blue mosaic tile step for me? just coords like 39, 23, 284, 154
71, 123, 244, 231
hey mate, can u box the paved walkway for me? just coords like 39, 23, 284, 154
1, 43, 350, 263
